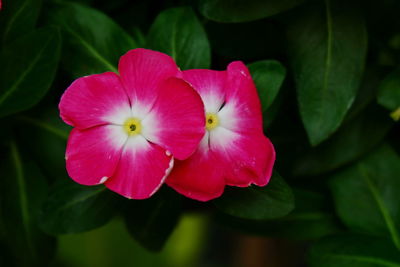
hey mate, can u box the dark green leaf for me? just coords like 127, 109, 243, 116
198, 0, 306, 23
330, 145, 400, 249
16, 109, 70, 179
49, 2, 137, 77
287, 1, 367, 145
123, 186, 182, 252
216, 189, 341, 240
293, 105, 393, 176
378, 67, 400, 121
344, 66, 386, 122
147, 7, 211, 70
248, 60, 286, 112
0, 0, 42, 44
214, 172, 294, 220
308, 234, 400, 267
0, 27, 61, 118
262, 92, 283, 129
0, 141, 55, 266
39, 180, 119, 235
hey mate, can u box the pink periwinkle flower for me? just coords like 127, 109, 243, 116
59, 49, 205, 199
166, 62, 276, 201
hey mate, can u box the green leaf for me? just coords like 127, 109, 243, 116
0, 141, 55, 266
0, 0, 42, 44
198, 0, 306, 23
248, 60, 286, 112
0, 27, 61, 118
287, 1, 367, 145
38, 180, 119, 235
378, 67, 400, 121
308, 235, 400, 267
216, 189, 341, 240
16, 109, 70, 179
293, 105, 393, 177
147, 7, 211, 70
214, 172, 294, 220
262, 92, 283, 128
344, 66, 386, 122
330, 145, 400, 250
49, 2, 137, 77
123, 186, 182, 252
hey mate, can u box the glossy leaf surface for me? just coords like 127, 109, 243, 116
287, 1, 367, 145
147, 7, 211, 70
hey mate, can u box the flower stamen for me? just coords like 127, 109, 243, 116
206, 113, 219, 131
124, 118, 142, 135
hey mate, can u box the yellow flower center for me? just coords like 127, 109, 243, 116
124, 118, 142, 135
206, 113, 219, 130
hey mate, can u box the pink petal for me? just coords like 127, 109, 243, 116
65, 125, 127, 185
219, 61, 263, 135
169, 61, 275, 200
166, 133, 226, 201
167, 131, 275, 201
212, 131, 276, 187
182, 69, 227, 113
105, 137, 174, 199
141, 77, 206, 160
59, 72, 131, 129
118, 48, 179, 113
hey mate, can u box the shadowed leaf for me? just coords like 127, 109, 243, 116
287, 0, 367, 145
214, 172, 294, 220
123, 186, 182, 251
0, 141, 56, 266
309, 234, 400, 267
49, 2, 137, 77
0, 27, 61, 118
147, 7, 210, 70
330, 145, 400, 250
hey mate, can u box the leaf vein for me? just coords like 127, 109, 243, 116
63, 25, 118, 73
358, 163, 400, 250
0, 35, 53, 106
325, 252, 400, 266
10, 141, 35, 256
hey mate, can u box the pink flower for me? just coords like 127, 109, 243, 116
166, 61, 276, 201
59, 48, 205, 199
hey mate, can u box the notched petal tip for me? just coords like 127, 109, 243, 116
98, 176, 109, 184
227, 61, 250, 74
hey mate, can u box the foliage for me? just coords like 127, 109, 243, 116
0, 0, 399, 266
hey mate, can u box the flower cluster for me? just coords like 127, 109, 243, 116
59, 48, 275, 201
